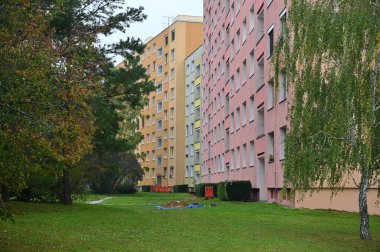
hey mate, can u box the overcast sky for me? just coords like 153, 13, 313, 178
104, 0, 203, 65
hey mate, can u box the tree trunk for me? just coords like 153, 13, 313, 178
1, 186, 10, 202
63, 169, 72, 205
359, 168, 371, 240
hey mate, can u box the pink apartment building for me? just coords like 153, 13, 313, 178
202, 0, 380, 215
202, 0, 290, 204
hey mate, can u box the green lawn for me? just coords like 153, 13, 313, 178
1, 192, 380, 251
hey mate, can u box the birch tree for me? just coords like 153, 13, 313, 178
275, 0, 380, 240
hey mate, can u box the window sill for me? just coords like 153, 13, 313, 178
256, 83, 265, 92
267, 106, 274, 112
256, 134, 265, 139
279, 97, 287, 105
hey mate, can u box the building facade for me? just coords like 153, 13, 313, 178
138, 16, 203, 186
185, 46, 204, 189
202, 0, 380, 215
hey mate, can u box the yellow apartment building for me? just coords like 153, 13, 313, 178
138, 16, 203, 186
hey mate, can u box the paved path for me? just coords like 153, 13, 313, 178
87, 197, 112, 205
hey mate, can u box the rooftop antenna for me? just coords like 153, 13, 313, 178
163, 16, 173, 27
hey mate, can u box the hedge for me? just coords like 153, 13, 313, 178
173, 184, 188, 193
220, 180, 252, 201
142, 185, 151, 192
195, 183, 217, 197
217, 181, 227, 201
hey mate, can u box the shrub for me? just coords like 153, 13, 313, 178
17, 175, 61, 202
217, 181, 227, 201
195, 183, 217, 197
173, 184, 188, 193
142, 185, 151, 192
225, 181, 252, 201
115, 184, 137, 194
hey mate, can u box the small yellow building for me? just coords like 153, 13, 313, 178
138, 16, 203, 186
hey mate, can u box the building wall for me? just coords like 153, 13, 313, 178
138, 16, 203, 186
202, 0, 289, 201
202, 0, 379, 214
185, 46, 203, 188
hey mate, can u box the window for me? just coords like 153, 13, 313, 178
235, 68, 240, 91
170, 166, 174, 178
257, 106, 265, 136
165, 53, 168, 64
157, 138, 163, 149
157, 83, 163, 94
152, 132, 156, 142
158, 47, 163, 58
280, 9, 287, 37
165, 35, 169, 45
157, 101, 163, 112
147, 64, 150, 74
186, 105, 189, 116
190, 123, 194, 135
191, 81, 195, 93
242, 144, 247, 167
236, 147, 240, 169
153, 43, 156, 52
164, 110, 168, 120
152, 114, 156, 125
152, 150, 156, 160
249, 96, 255, 121
164, 148, 168, 158
257, 56, 264, 90
170, 127, 174, 138
170, 147, 174, 158
157, 156, 162, 167
146, 151, 150, 161
186, 85, 190, 96
242, 102, 247, 126
157, 119, 163, 131
146, 116, 150, 126
257, 9, 264, 42
230, 149, 235, 170
249, 50, 254, 77
186, 125, 189, 136
191, 61, 195, 72
145, 168, 149, 178
152, 168, 155, 178
236, 29, 241, 52
242, 60, 247, 84
170, 68, 175, 80
171, 49, 175, 61
146, 134, 150, 143
196, 65, 201, 77
152, 96, 156, 106
170, 88, 175, 99
268, 132, 274, 162
279, 126, 287, 160
236, 107, 240, 130
164, 91, 168, 102
170, 107, 174, 118
186, 64, 190, 75
279, 72, 288, 102
153, 61, 156, 71
163, 167, 168, 177
242, 18, 247, 43
158, 65, 163, 75
230, 112, 235, 132
249, 141, 255, 166
268, 25, 274, 56
185, 166, 189, 178
268, 78, 274, 109
164, 129, 168, 139
171, 29, 175, 41
147, 47, 151, 57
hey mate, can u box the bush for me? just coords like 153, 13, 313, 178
195, 183, 217, 197
17, 175, 61, 202
115, 184, 137, 194
173, 184, 188, 193
142, 185, 151, 192
225, 181, 252, 201
217, 181, 227, 201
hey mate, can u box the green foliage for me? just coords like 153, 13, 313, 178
141, 185, 151, 192
17, 175, 61, 203
195, 183, 217, 197
225, 181, 252, 201
173, 184, 189, 193
217, 182, 227, 201
274, 0, 380, 193
115, 184, 137, 194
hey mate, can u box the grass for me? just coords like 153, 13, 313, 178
1, 192, 380, 251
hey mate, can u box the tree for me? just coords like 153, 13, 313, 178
43, 0, 152, 204
275, 0, 380, 240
